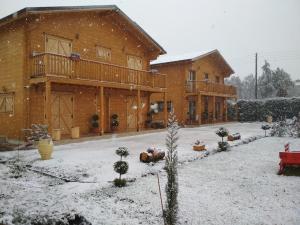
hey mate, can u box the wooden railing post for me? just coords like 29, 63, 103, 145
137, 89, 141, 132
197, 94, 202, 125
164, 92, 168, 127
44, 80, 52, 135
99, 86, 104, 135
212, 96, 216, 123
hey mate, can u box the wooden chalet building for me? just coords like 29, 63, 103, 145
0, 5, 168, 139
150, 50, 237, 125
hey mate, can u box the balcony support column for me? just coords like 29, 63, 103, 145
212, 96, 216, 123
224, 97, 228, 122
137, 89, 141, 132
99, 86, 105, 135
164, 92, 168, 127
197, 94, 202, 125
44, 80, 52, 134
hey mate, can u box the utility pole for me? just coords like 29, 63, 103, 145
255, 53, 258, 99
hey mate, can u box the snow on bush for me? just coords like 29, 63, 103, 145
113, 147, 129, 187
232, 97, 300, 122
215, 127, 230, 151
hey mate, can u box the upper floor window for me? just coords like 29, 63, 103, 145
0, 93, 14, 113
216, 76, 220, 83
96, 46, 111, 61
188, 71, 196, 81
127, 55, 143, 70
204, 73, 209, 81
45, 34, 72, 56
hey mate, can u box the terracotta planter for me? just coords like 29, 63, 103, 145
38, 139, 53, 160
193, 145, 206, 151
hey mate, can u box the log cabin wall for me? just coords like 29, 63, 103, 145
0, 7, 165, 140
0, 21, 26, 139
151, 53, 236, 125
150, 62, 188, 124
26, 12, 151, 76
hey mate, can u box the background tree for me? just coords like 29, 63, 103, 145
164, 112, 179, 225
258, 60, 275, 98
272, 68, 294, 97
225, 75, 243, 98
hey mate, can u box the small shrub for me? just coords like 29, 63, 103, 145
218, 141, 230, 152
113, 147, 129, 187
270, 120, 287, 137
261, 124, 271, 137
113, 178, 127, 187
216, 127, 230, 151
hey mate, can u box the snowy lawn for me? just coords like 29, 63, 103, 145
0, 122, 262, 185
1, 122, 300, 224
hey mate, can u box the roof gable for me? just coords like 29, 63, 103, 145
0, 5, 166, 55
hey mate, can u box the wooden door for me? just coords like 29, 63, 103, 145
51, 93, 74, 135
45, 35, 72, 76
127, 96, 137, 130
127, 55, 142, 84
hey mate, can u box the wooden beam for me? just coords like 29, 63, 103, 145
224, 97, 228, 122
197, 94, 202, 125
44, 81, 52, 134
212, 96, 216, 123
164, 92, 168, 127
99, 86, 104, 135
137, 89, 141, 132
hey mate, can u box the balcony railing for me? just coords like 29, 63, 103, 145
185, 80, 236, 96
31, 53, 166, 89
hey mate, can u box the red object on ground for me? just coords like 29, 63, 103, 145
278, 143, 300, 175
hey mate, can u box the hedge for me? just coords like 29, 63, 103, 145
228, 97, 300, 122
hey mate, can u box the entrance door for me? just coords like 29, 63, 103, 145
51, 93, 74, 135
127, 96, 137, 130
188, 100, 196, 122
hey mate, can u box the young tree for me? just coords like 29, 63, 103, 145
164, 112, 179, 225
113, 147, 129, 187
216, 127, 229, 151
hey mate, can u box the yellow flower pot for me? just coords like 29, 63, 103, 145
71, 127, 80, 139
52, 129, 61, 141
38, 139, 53, 160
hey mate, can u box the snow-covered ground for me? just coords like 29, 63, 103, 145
0, 122, 300, 224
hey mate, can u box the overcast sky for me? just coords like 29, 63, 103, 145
1, 0, 300, 80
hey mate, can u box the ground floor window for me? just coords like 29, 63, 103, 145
0, 93, 14, 114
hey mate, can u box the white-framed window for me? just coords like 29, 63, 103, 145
96, 46, 111, 61
188, 70, 196, 81
0, 93, 14, 113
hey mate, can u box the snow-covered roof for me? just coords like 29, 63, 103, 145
151, 49, 217, 65
151, 49, 234, 76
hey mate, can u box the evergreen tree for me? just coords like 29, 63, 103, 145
258, 60, 275, 98
164, 112, 179, 225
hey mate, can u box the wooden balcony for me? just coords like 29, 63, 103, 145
185, 80, 237, 97
30, 53, 166, 91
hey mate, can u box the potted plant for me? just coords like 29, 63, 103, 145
90, 114, 100, 133
261, 124, 271, 137
193, 140, 206, 151
111, 114, 119, 132
216, 127, 230, 151
28, 124, 53, 160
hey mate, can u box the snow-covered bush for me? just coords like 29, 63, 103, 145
216, 127, 230, 151
270, 120, 287, 137
261, 124, 271, 137
237, 97, 300, 122
164, 112, 179, 225
113, 147, 129, 187
9, 160, 26, 178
